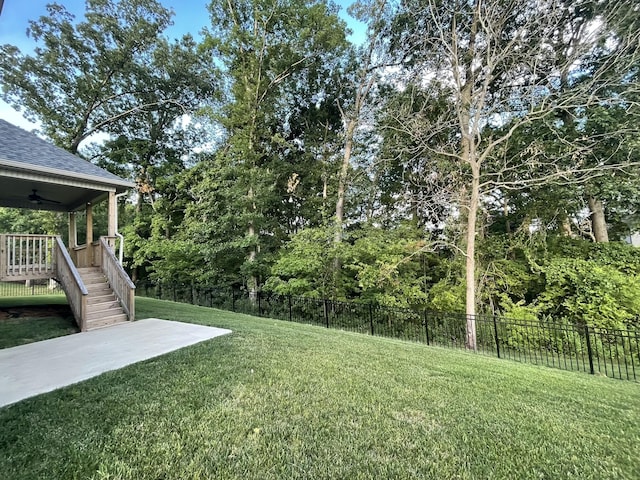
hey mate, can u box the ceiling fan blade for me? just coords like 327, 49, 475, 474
28, 189, 61, 205
40, 197, 62, 204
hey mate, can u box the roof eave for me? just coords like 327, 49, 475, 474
0, 157, 135, 191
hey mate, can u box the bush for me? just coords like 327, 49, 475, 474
536, 258, 640, 330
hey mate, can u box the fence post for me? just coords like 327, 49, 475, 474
424, 309, 430, 345
584, 325, 595, 375
493, 315, 501, 359
258, 290, 262, 317
324, 299, 330, 328
369, 304, 375, 336
288, 295, 292, 322
231, 288, 236, 312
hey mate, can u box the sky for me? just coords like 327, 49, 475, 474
0, 0, 365, 130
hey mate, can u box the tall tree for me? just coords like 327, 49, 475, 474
387, 0, 640, 348
188, 0, 348, 296
333, 0, 390, 244
0, 0, 174, 153
92, 34, 219, 281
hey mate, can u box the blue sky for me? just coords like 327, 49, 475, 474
0, 0, 365, 129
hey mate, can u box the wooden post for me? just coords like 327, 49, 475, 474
107, 191, 116, 241
0, 234, 5, 280
85, 203, 93, 246
68, 212, 77, 248
86, 203, 93, 266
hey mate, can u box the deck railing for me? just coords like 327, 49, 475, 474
54, 236, 88, 331
100, 236, 135, 320
0, 234, 56, 281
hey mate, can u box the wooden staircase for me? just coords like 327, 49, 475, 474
77, 267, 128, 330
2, 234, 135, 331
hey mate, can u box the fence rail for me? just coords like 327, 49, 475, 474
136, 282, 640, 382
0, 280, 65, 297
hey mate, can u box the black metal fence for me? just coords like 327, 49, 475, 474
0, 280, 65, 297
136, 282, 640, 382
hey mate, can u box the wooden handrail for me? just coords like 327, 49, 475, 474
55, 237, 88, 295
54, 236, 88, 331
100, 236, 135, 321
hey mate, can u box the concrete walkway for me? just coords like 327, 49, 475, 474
0, 318, 232, 408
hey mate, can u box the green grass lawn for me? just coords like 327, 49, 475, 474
0, 295, 68, 308
0, 297, 638, 479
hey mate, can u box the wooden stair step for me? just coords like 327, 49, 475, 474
85, 313, 128, 330
86, 307, 125, 322
81, 273, 107, 280
86, 299, 121, 310
86, 301, 123, 312
87, 294, 117, 304
71, 265, 133, 330
86, 283, 112, 292
77, 268, 102, 274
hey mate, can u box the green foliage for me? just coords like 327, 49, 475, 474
427, 278, 465, 313
497, 297, 539, 323
536, 258, 640, 330
266, 224, 431, 306
178, 0, 351, 291
0, 0, 175, 153
0, 208, 65, 236
139, 239, 205, 284
470, 235, 640, 331
3, 0, 638, 341
495, 297, 553, 353
546, 237, 640, 275
264, 225, 339, 298
345, 225, 429, 307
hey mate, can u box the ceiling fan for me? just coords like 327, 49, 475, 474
28, 189, 61, 205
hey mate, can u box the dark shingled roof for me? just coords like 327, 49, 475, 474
0, 118, 132, 188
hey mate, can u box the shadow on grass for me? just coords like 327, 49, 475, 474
0, 302, 79, 349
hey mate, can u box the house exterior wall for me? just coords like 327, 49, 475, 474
624, 232, 640, 247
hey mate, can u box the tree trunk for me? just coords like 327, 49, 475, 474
589, 196, 609, 243
332, 116, 357, 286
248, 187, 258, 301
504, 196, 511, 236
561, 216, 573, 237
334, 117, 357, 245
459, 0, 480, 351
465, 166, 480, 351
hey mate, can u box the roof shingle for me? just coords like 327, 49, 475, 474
0, 119, 132, 187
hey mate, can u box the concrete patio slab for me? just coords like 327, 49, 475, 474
0, 318, 232, 408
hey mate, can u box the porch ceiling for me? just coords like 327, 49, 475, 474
0, 172, 114, 212
0, 119, 133, 212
